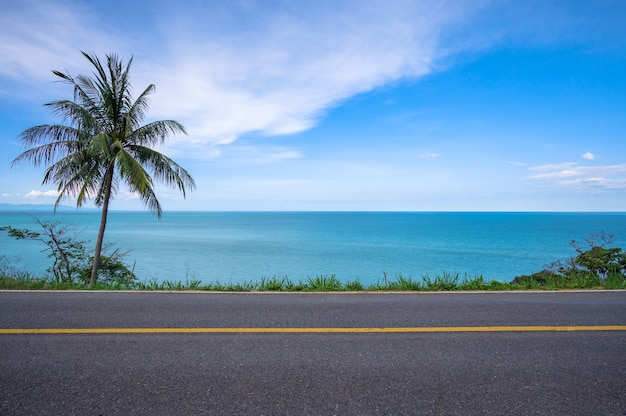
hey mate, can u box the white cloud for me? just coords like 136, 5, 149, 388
560, 177, 626, 190
0, 1, 121, 98
119, 190, 141, 200
25, 189, 60, 198
145, 1, 455, 151
525, 162, 626, 190
529, 162, 578, 172
0, 0, 491, 157
582, 152, 595, 160
419, 153, 443, 159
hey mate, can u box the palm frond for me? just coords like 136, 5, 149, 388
131, 120, 187, 147
15, 51, 193, 214
44, 151, 104, 209
12, 126, 88, 167
16, 51, 194, 285
116, 149, 153, 195
45, 100, 98, 133
127, 84, 155, 128
139, 183, 163, 218
72, 75, 106, 123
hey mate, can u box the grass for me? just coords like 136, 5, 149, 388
0, 275, 135, 290
379, 274, 422, 291
1, 270, 625, 291
306, 275, 342, 291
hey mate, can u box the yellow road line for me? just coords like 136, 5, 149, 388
1, 325, 625, 334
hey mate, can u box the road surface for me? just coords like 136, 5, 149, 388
1, 290, 625, 415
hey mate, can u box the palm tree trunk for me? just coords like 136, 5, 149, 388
89, 165, 114, 286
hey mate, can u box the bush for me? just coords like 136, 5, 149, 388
1, 219, 136, 286
512, 231, 626, 288
511, 269, 561, 286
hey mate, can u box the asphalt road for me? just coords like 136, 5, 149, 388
1, 291, 625, 415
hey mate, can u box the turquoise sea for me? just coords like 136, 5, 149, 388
1, 211, 626, 285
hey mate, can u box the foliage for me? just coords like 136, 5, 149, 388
344, 279, 365, 291
2, 269, 625, 291
0, 255, 33, 282
383, 274, 422, 290
2, 230, 625, 291
422, 272, 460, 291
568, 231, 626, 279
511, 269, 561, 286
1, 219, 135, 285
306, 274, 342, 291
512, 231, 626, 288
258, 275, 292, 291
12, 51, 195, 285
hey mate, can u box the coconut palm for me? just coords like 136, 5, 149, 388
13, 51, 195, 285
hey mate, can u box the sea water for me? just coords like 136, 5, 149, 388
1, 211, 626, 285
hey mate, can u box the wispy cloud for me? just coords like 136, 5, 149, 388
582, 152, 595, 160
419, 153, 442, 159
144, 1, 480, 152
0, 0, 489, 157
525, 162, 626, 190
0, 1, 120, 96
529, 162, 578, 173
560, 177, 626, 190
25, 189, 60, 198
213, 145, 304, 165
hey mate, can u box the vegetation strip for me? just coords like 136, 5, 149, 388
3, 226, 626, 291
1, 326, 625, 334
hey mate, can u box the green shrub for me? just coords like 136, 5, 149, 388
422, 272, 460, 291
512, 231, 626, 289
344, 279, 365, 291
511, 270, 561, 286
1, 219, 136, 286
258, 275, 291, 291
306, 275, 342, 291
386, 274, 422, 291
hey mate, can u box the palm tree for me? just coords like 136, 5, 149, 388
13, 51, 195, 285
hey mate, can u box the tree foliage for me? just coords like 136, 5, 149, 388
513, 231, 626, 286
12, 52, 194, 285
568, 231, 626, 279
1, 219, 135, 285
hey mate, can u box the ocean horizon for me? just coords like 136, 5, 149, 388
2, 210, 626, 285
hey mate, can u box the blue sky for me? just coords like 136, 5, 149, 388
1, 0, 625, 211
